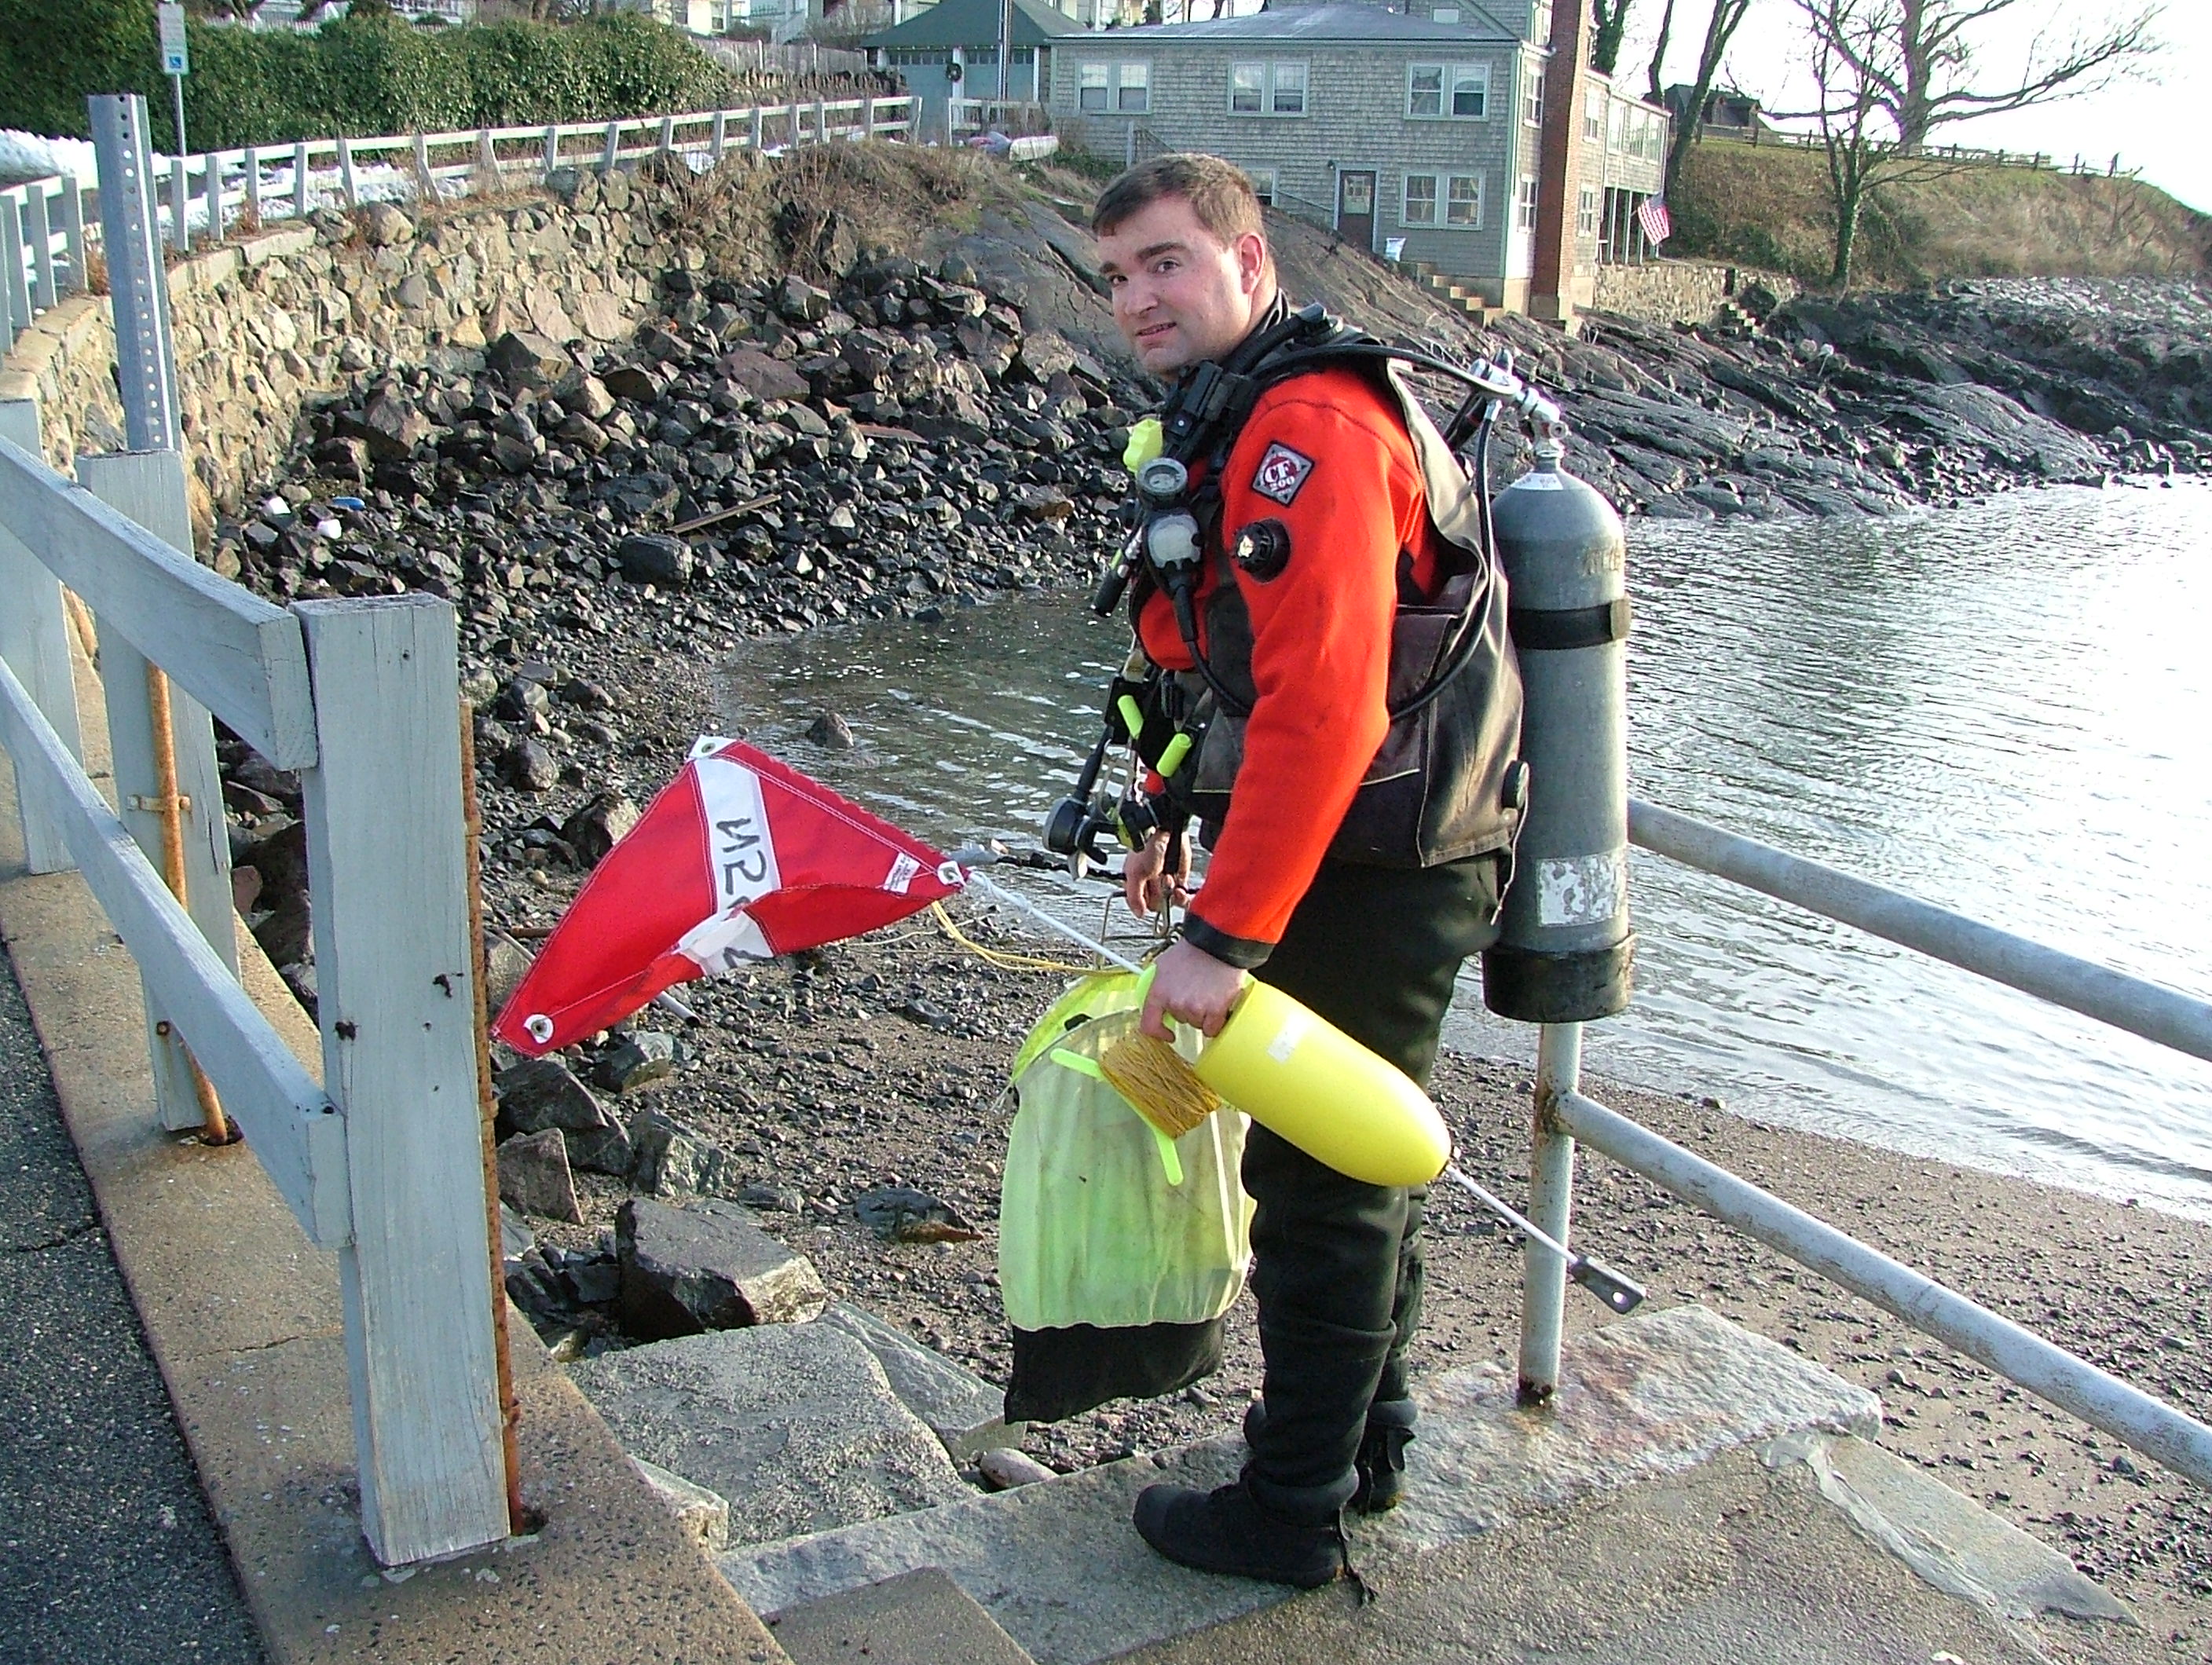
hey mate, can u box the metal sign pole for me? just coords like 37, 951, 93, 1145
87, 96, 182, 452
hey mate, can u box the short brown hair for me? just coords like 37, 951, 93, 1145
1093, 153, 1266, 245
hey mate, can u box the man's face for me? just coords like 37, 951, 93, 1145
1096, 195, 1272, 376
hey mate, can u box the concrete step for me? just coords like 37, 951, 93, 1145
769, 1567, 1036, 1665
718, 1305, 1886, 1665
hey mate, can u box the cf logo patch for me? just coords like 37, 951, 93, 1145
1251, 441, 1316, 506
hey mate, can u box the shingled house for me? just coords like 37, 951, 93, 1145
1043, 0, 1668, 316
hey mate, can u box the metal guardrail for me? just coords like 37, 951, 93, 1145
1513, 793, 2212, 1493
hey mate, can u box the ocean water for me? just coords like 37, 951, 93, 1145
716, 478, 2212, 1217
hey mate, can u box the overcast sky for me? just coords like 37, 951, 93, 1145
1621, 2, 2209, 211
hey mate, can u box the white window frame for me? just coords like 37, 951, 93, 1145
1401, 171, 1439, 225
1078, 61, 1110, 112
1577, 185, 1599, 237
1584, 87, 1602, 141
1230, 62, 1264, 113
1228, 60, 1309, 118
1445, 171, 1484, 227
1407, 60, 1489, 120
1524, 65, 1545, 126
1117, 60, 1150, 113
1516, 174, 1540, 231
1245, 166, 1277, 206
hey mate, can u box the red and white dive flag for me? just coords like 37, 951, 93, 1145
493, 737, 965, 1056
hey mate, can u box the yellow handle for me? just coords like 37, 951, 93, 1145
1157, 732, 1192, 779
1116, 695, 1145, 745
1123, 416, 1165, 471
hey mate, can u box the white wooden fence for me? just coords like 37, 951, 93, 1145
0, 401, 507, 1568
0, 94, 918, 328
0, 174, 90, 349
150, 95, 918, 253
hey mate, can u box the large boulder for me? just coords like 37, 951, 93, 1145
617, 1196, 828, 1339
485, 330, 571, 390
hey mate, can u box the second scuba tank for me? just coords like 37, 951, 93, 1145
1481, 440, 1636, 1023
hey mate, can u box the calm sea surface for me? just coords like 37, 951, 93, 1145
716, 480, 2212, 1217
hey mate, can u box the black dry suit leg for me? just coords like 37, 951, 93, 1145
1240, 855, 1503, 1507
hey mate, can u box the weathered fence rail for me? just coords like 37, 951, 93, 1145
0, 396, 507, 1566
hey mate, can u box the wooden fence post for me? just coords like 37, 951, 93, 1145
77, 448, 238, 1136
0, 401, 81, 874
751, 105, 765, 151
712, 109, 727, 163
294, 595, 507, 1567
602, 121, 620, 172
815, 98, 829, 145
293, 140, 311, 217
203, 152, 225, 243
658, 115, 675, 157
244, 146, 261, 229
543, 124, 558, 175
58, 179, 84, 295
0, 199, 27, 341
337, 136, 360, 209
25, 186, 53, 310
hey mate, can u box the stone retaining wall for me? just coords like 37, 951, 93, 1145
0, 166, 693, 540
1592, 258, 1799, 327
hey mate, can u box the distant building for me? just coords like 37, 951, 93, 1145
1044, 0, 1668, 313
865, 0, 1090, 134
1662, 82, 1775, 141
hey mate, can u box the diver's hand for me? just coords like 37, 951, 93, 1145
1140, 938, 1244, 1041
1122, 828, 1190, 919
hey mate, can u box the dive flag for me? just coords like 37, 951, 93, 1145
493, 737, 965, 1056
1636, 195, 1672, 247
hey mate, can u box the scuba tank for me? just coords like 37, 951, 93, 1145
1480, 434, 1636, 1022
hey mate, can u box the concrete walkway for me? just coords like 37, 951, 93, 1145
0, 951, 265, 1664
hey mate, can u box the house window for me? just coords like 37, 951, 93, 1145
1607, 97, 1626, 152
1577, 186, 1599, 236
1584, 88, 1602, 141
1432, 5, 1459, 19
1402, 172, 1438, 225
1516, 175, 1539, 231
1229, 60, 1308, 117
1408, 61, 1489, 119
1079, 63, 1109, 112
1245, 166, 1277, 206
1524, 66, 1545, 126
1118, 60, 1150, 112
1447, 172, 1483, 226
1532, 0, 1554, 42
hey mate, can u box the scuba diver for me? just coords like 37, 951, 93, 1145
1082, 154, 1529, 1588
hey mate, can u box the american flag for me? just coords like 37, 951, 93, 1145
1635, 196, 1672, 247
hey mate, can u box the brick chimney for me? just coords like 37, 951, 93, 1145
1528, 0, 1591, 327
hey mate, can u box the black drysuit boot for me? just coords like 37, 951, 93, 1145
1245, 1395, 1419, 1513
1132, 1466, 1354, 1589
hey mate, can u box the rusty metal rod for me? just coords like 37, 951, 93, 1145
458, 698, 528, 1535
145, 661, 232, 1145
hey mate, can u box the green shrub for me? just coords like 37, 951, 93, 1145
0, 8, 737, 152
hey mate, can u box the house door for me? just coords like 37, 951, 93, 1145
1336, 170, 1377, 251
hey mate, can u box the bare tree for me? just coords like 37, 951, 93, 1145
1644, 0, 1677, 104
1663, 0, 1754, 201
1791, 0, 2163, 286
1591, 0, 1634, 75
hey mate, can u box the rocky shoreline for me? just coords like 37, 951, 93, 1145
178, 177, 2212, 1647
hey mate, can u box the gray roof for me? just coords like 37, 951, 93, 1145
863, 0, 1088, 51
1066, 0, 1521, 47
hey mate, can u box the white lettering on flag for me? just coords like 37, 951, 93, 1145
883, 852, 922, 895
694, 756, 782, 913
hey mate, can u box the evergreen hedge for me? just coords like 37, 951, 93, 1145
0, 5, 736, 153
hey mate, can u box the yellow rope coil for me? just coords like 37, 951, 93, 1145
929, 901, 1101, 975
1099, 1033, 1221, 1140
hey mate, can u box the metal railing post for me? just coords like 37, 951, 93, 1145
90, 97, 182, 453
0, 401, 82, 875
294, 595, 507, 1566
79, 450, 237, 1139
1516, 1022, 1580, 1404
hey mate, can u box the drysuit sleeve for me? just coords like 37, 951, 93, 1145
1180, 386, 1419, 968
